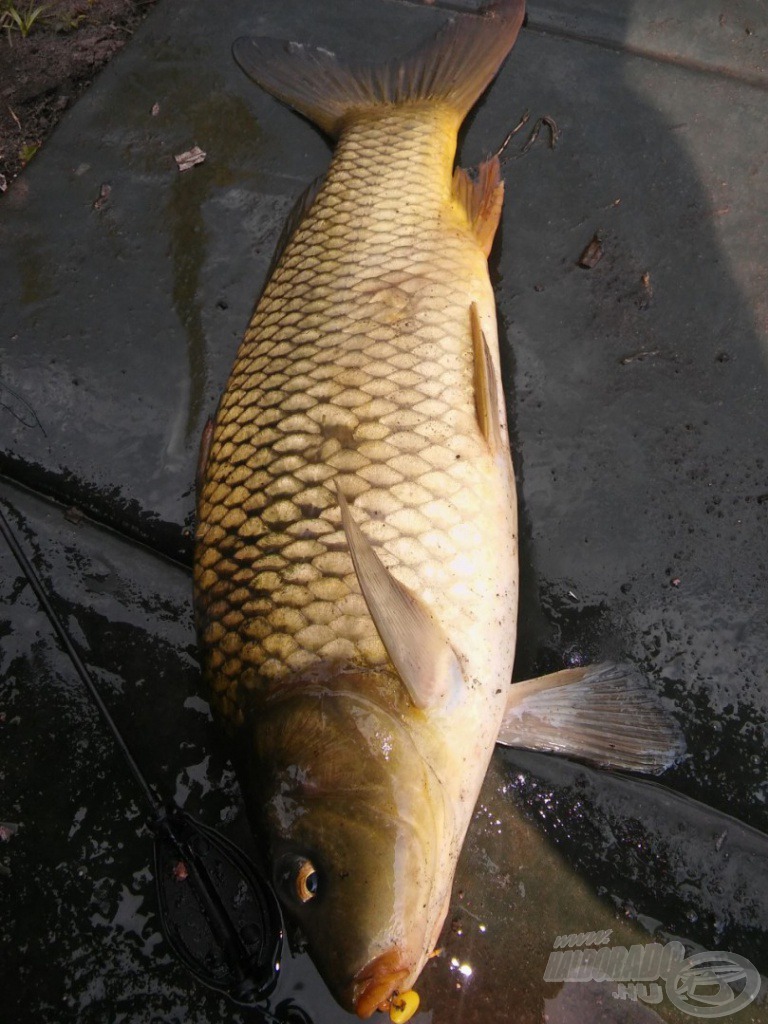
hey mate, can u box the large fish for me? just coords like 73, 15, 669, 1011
194, 1, 681, 1017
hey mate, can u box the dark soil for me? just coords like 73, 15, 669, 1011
0, 0, 160, 190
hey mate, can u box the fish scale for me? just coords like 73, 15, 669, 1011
195, 105, 518, 728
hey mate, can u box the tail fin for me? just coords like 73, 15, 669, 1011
233, 0, 525, 137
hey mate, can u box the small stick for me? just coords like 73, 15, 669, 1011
521, 114, 559, 155
542, 114, 560, 148
494, 110, 531, 160
7, 105, 22, 132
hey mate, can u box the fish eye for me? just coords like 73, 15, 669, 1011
294, 858, 319, 903
277, 855, 320, 904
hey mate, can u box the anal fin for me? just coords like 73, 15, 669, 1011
497, 662, 685, 775
470, 302, 503, 454
453, 156, 504, 257
337, 485, 463, 711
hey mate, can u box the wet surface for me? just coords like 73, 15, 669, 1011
525, 0, 768, 86
1, 0, 768, 1021
0, 480, 346, 1023
3, 479, 767, 1023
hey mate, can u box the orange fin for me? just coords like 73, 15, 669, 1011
453, 156, 504, 257
233, 1, 525, 137
470, 303, 503, 453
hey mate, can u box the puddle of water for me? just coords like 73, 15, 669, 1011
2, 480, 767, 1024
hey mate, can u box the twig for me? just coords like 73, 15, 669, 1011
521, 115, 559, 155
494, 110, 531, 160
0, 380, 47, 436
7, 105, 22, 132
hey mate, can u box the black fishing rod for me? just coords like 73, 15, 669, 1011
0, 501, 310, 1022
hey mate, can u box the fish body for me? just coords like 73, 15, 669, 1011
194, 1, 682, 1016
198, 103, 516, 721
197, 116, 517, 1008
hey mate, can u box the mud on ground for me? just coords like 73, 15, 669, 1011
0, 0, 159, 188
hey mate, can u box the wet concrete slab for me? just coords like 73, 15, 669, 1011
2, 480, 767, 1023
0, 479, 329, 1023
526, 0, 768, 86
2, 0, 768, 1020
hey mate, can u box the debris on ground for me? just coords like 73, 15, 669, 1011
520, 114, 559, 155
620, 349, 662, 365
639, 269, 654, 309
495, 110, 530, 159
92, 182, 111, 210
578, 233, 603, 269
174, 146, 207, 172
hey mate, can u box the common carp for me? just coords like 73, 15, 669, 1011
193, 1, 681, 1017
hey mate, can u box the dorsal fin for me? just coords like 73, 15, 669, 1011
336, 486, 463, 711
232, 1, 525, 137
196, 416, 214, 512
470, 302, 503, 453
452, 156, 504, 257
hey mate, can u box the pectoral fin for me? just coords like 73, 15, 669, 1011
497, 662, 685, 775
337, 486, 463, 710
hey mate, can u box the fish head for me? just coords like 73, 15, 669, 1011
243, 668, 452, 1017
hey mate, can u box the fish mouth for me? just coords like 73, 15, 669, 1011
351, 948, 410, 1019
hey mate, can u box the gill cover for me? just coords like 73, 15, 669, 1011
243, 670, 450, 1017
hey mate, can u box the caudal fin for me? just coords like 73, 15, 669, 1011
233, 0, 525, 137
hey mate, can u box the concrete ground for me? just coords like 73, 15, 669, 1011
1, 1, 767, 1021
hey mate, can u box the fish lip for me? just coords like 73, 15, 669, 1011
351, 948, 410, 1019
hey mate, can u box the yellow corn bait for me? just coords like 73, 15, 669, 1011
389, 990, 420, 1024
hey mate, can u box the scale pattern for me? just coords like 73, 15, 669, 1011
195, 108, 510, 726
